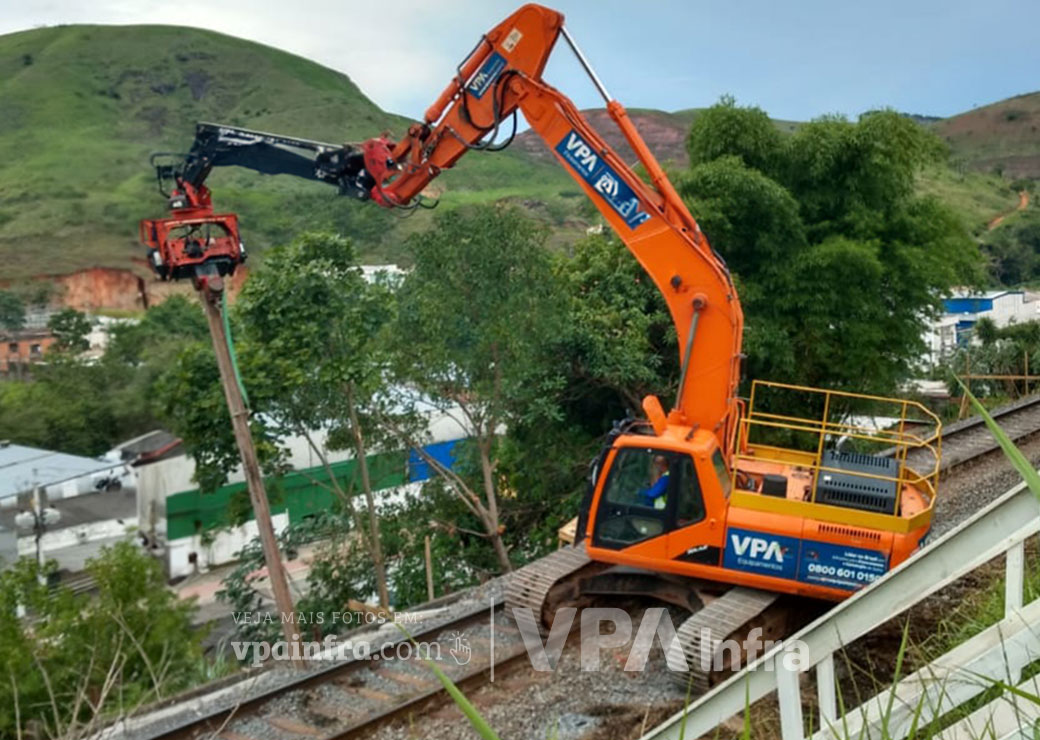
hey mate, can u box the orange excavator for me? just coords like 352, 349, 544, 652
144, 3, 943, 686
348, 3, 943, 685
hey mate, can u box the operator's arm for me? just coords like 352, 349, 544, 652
639, 474, 670, 506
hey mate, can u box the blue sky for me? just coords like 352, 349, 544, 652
2, 0, 1037, 121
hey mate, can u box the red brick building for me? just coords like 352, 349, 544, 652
0, 329, 56, 374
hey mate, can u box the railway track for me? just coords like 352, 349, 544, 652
904, 393, 1040, 473
113, 394, 1040, 740
123, 598, 526, 740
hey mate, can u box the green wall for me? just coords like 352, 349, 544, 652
166, 450, 407, 541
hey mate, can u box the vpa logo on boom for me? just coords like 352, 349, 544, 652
467, 52, 507, 99
729, 533, 785, 562
562, 131, 598, 174
555, 129, 650, 230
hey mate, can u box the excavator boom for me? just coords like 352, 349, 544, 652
364, 3, 743, 446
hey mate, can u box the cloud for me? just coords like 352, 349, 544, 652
0, 0, 500, 117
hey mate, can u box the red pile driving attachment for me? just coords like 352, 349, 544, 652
139, 184, 245, 285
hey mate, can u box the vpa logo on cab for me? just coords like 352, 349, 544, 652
723, 527, 799, 578
729, 533, 785, 563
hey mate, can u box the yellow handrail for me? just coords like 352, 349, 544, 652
733, 380, 942, 518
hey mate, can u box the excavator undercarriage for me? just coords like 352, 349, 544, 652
505, 543, 813, 689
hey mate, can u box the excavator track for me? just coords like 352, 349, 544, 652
506, 544, 785, 692
505, 542, 593, 628
665, 587, 780, 691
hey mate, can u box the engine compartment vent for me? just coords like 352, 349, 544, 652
817, 522, 883, 543
815, 449, 899, 515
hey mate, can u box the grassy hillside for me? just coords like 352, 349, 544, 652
0, 24, 397, 277
0, 24, 577, 280
932, 92, 1040, 179
0, 24, 1035, 285
917, 166, 1022, 235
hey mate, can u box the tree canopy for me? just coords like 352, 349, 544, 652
0, 542, 205, 738
392, 204, 566, 570
680, 99, 981, 392
47, 308, 92, 353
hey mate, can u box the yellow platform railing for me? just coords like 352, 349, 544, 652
731, 381, 942, 528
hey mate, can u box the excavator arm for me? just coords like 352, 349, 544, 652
152, 122, 372, 207
361, 4, 743, 446
142, 123, 370, 284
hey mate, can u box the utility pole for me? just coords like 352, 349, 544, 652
14, 480, 60, 587
31, 485, 45, 585
196, 274, 303, 668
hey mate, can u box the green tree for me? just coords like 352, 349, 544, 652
0, 296, 222, 458
218, 511, 371, 647
677, 100, 980, 393
553, 232, 678, 416
781, 110, 945, 240
235, 232, 398, 608
0, 358, 135, 455
102, 296, 211, 438
154, 339, 275, 494
0, 542, 205, 738
106, 295, 209, 365
686, 95, 782, 175
47, 307, 92, 353
156, 234, 401, 608
0, 290, 25, 332
949, 317, 1040, 400
392, 205, 565, 572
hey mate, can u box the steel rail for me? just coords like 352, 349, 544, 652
117, 597, 506, 740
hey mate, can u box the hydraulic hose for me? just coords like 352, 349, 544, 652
220, 289, 251, 409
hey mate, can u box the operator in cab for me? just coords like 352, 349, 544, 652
640, 455, 670, 509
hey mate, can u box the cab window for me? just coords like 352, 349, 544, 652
603, 448, 673, 508
712, 449, 732, 497
593, 448, 705, 549
675, 455, 705, 526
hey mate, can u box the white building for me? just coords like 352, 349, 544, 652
360, 264, 406, 285
136, 403, 470, 579
923, 289, 1040, 364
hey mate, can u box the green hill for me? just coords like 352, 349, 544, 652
932, 92, 1040, 179
0, 24, 578, 280
0, 24, 1036, 285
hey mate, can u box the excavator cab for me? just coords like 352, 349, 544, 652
589, 429, 726, 550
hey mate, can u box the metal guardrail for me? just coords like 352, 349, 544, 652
640, 478, 1040, 740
